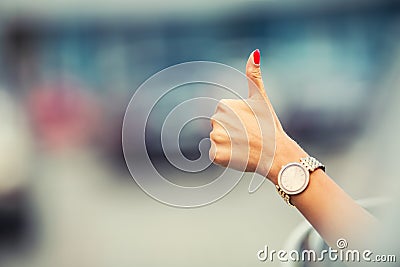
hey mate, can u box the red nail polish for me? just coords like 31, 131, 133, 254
253, 49, 260, 65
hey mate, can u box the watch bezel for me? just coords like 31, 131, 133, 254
277, 162, 310, 195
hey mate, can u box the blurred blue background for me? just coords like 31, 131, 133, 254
0, 0, 399, 266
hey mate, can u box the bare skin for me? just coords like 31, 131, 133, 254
209, 50, 378, 250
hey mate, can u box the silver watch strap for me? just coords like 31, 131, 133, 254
300, 156, 325, 172
275, 185, 294, 206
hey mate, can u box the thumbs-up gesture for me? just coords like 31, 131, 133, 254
209, 50, 307, 184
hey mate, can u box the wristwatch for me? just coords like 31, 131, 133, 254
276, 156, 325, 207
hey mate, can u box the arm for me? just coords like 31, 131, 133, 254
270, 137, 378, 249
209, 49, 378, 250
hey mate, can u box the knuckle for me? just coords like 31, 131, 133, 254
216, 99, 230, 110
210, 115, 224, 131
210, 129, 223, 143
213, 151, 223, 165
208, 144, 216, 162
213, 156, 222, 165
246, 68, 262, 79
210, 116, 216, 128
209, 130, 216, 141
208, 139, 227, 166
210, 114, 218, 124
213, 151, 229, 166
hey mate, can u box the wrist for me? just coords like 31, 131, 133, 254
266, 135, 308, 185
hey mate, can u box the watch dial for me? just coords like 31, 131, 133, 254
280, 164, 308, 194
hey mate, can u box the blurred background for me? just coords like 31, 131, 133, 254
0, 0, 399, 266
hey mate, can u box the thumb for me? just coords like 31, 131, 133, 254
246, 49, 282, 129
246, 49, 267, 100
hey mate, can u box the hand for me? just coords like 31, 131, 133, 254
209, 49, 307, 185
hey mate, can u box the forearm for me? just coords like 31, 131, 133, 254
268, 141, 378, 249
292, 169, 378, 249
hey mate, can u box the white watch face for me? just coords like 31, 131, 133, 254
278, 163, 309, 195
